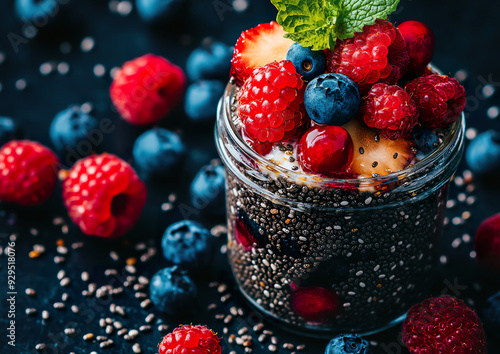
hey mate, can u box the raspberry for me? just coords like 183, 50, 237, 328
290, 282, 341, 323
360, 83, 418, 140
402, 295, 487, 353
62, 153, 147, 238
158, 325, 221, 354
405, 74, 466, 129
110, 54, 185, 125
474, 212, 500, 271
327, 19, 409, 95
238, 60, 307, 143
0, 140, 59, 206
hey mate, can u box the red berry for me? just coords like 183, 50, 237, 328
242, 129, 273, 156
360, 83, 418, 140
231, 21, 294, 85
110, 54, 185, 125
158, 324, 221, 354
238, 60, 307, 143
397, 21, 435, 74
290, 282, 340, 323
406, 74, 466, 129
474, 213, 500, 272
297, 126, 354, 178
327, 19, 409, 95
402, 295, 487, 353
62, 153, 147, 238
0, 140, 59, 206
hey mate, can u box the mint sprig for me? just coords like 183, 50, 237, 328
271, 0, 400, 50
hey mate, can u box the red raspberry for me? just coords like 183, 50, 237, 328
242, 129, 273, 156
290, 282, 340, 323
110, 54, 185, 125
474, 212, 500, 272
0, 140, 59, 206
402, 295, 487, 353
62, 153, 146, 238
238, 60, 306, 143
360, 83, 418, 140
327, 19, 410, 95
406, 74, 466, 129
158, 325, 221, 354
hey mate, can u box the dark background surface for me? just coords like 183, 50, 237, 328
0, 0, 500, 353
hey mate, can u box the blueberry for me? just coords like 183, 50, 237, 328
0, 117, 20, 147
286, 43, 327, 82
161, 220, 213, 271
325, 334, 370, 354
413, 128, 440, 154
484, 291, 500, 337
304, 73, 360, 126
184, 80, 225, 123
132, 128, 185, 179
49, 106, 99, 157
466, 130, 500, 175
135, 0, 183, 24
15, 0, 58, 22
149, 266, 197, 314
186, 39, 233, 81
190, 164, 226, 215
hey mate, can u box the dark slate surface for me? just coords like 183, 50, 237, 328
0, 0, 500, 353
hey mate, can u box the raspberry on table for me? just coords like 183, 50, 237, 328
360, 83, 418, 140
405, 74, 466, 129
110, 54, 185, 125
158, 324, 221, 354
327, 19, 410, 95
62, 153, 147, 238
0, 140, 59, 206
402, 295, 487, 353
238, 60, 307, 143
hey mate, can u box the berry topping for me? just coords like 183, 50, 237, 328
158, 324, 221, 354
290, 282, 340, 323
238, 60, 306, 143
304, 73, 360, 126
230, 21, 294, 85
286, 43, 327, 82
190, 164, 226, 215
150, 266, 197, 315
297, 126, 354, 178
325, 334, 370, 354
110, 54, 185, 125
0, 140, 59, 206
62, 153, 147, 238
242, 129, 273, 156
360, 83, 418, 140
474, 212, 500, 272
402, 295, 487, 353
466, 130, 500, 175
0, 116, 20, 147
413, 128, 440, 154
49, 105, 99, 157
327, 19, 409, 95
397, 21, 435, 74
186, 39, 233, 81
343, 118, 415, 178
132, 128, 186, 180
162, 220, 214, 272
136, 0, 183, 24
405, 74, 466, 129
184, 80, 225, 124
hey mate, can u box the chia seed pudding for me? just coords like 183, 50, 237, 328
216, 83, 465, 336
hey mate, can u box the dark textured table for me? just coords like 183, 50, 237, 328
0, 0, 500, 353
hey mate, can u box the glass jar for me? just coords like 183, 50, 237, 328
215, 82, 465, 337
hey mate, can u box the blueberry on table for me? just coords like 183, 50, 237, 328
286, 42, 327, 82
135, 0, 184, 24
161, 220, 213, 271
190, 164, 225, 215
186, 39, 233, 81
15, 0, 58, 22
149, 266, 197, 314
132, 128, 185, 179
325, 334, 370, 354
184, 80, 225, 123
304, 73, 360, 126
49, 105, 99, 158
466, 130, 500, 174
0, 117, 20, 147
484, 291, 500, 337
412, 128, 440, 154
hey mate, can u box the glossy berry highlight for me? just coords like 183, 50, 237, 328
397, 21, 435, 74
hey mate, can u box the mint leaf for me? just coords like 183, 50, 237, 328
271, 0, 400, 50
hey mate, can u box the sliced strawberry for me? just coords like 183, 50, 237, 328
231, 21, 294, 85
343, 118, 415, 178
